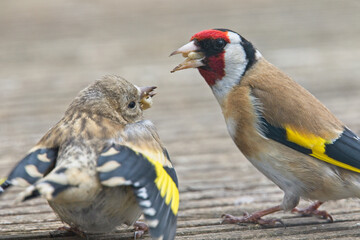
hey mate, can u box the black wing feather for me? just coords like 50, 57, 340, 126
325, 128, 360, 170
97, 144, 179, 240
261, 116, 360, 172
1, 147, 58, 193
261, 117, 312, 155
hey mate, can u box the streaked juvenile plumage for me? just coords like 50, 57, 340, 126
0, 75, 179, 239
171, 29, 360, 225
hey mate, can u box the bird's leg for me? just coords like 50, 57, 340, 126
133, 221, 149, 239
222, 205, 284, 226
291, 201, 333, 222
56, 226, 87, 238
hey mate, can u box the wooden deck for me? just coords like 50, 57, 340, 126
1, 0, 360, 239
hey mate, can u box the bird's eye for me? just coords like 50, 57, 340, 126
214, 39, 226, 50
128, 101, 136, 109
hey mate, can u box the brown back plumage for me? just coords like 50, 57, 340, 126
242, 58, 343, 140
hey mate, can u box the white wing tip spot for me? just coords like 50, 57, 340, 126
97, 161, 121, 172
146, 219, 159, 228
100, 147, 120, 157
25, 165, 43, 178
143, 208, 156, 216
37, 153, 51, 162
139, 200, 152, 208
101, 177, 131, 186
137, 187, 148, 199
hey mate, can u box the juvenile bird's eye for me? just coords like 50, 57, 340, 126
214, 38, 226, 50
128, 101, 136, 109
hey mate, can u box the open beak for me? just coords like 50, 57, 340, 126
170, 41, 205, 73
140, 86, 156, 99
139, 86, 156, 110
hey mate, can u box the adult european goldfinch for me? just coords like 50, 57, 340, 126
0, 75, 179, 239
170, 28, 360, 225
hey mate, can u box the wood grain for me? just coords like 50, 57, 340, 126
1, 0, 360, 239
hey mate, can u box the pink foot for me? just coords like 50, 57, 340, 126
57, 226, 86, 238
133, 221, 149, 239
221, 213, 283, 226
221, 205, 284, 226
292, 201, 333, 222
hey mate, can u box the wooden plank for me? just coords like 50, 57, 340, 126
1, 0, 360, 239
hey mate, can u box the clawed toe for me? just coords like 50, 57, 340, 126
221, 213, 243, 224
292, 201, 333, 222
221, 205, 284, 227
56, 226, 87, 238
133, 221, 149, 239
221, 213, 284, 226
292, 208, 333, 222
315, 210, 333, 222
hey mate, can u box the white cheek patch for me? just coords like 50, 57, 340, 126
224, 32, 248, 80
224, 43, 248, 81
211, 41, 248, 105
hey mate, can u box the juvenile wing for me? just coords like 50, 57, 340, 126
97, 143, 179, 240
1, 147, 58, 193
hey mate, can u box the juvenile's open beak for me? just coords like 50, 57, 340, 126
170, 41, 205, 73
139, 86, 156, 110
140, 86, 156, 99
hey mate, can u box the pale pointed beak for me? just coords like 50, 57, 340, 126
170, 41, 205, 73
139, 86, 156, 110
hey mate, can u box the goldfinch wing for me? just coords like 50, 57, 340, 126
0, 147, 58, 194
97, 143, 179, 240
251, 83, 360, 173
260, 117, 360, 172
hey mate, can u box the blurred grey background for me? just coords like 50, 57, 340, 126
1, 1, 360, 239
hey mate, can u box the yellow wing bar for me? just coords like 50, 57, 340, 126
286, 126, 360, 173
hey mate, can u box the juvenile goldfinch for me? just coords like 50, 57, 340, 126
0, 75, 179, 239
171, 28, 360, 225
